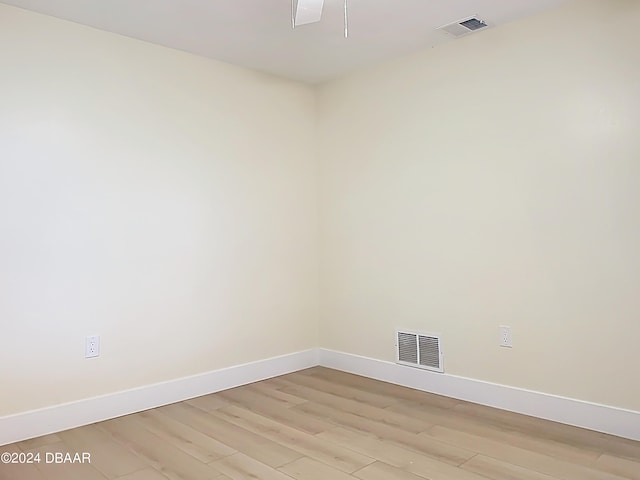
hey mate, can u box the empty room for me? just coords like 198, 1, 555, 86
1, 0, 639, 479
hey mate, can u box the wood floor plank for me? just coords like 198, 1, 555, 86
453, 402, 640, 460
217, 386, 330, 435
158, 402, 302, 468
114, 469, 172, 480
99, 416, 221, 480
243, 383, 308, 408
275, 379, 432, 434
0, 443, 48, 480
27, 441, 109, 480
387, 398, 469, 426
282, 371, 401, 408
212, 404, 374, 473
292, 400, 472, 464
135, 409, 236, 463
293, 400, 432, 442
302, 367, 463, 409
388, 400, 601, 466
457, 422, 602, 467
353, 461, 431, 480
212, 452, 293, 480
56, 424, 148, 479
425, 425, 630, 480
34, 461, 109, 480
595, 453, 640, 480
278, 456, 355, 480
461, 455, 558, 480
0, 463, 48, 480
17, 434, 63, 452
184, 394, 229, 413
16, 435, 108, 480
318, 427, 485, 480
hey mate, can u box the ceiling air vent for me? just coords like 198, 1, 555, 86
396, 330, 443, 373
437, 16, 489, 38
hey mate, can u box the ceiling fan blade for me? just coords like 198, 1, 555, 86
293, 0, 325, 26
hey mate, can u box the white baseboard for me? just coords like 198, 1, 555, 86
3, 347, 638, 446
0, 349, 319, 447
318, 348, 640, 442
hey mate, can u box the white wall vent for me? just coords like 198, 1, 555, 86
396, 330, 443, 373
437, 16, 489, 38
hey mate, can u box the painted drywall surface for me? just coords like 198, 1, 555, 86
0, 5, 318, 415
318, 0, 640, 411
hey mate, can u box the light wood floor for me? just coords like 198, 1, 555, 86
1, 367, 639, 480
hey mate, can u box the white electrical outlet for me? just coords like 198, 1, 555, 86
85, 335, 100, 358
499, 326, 512, 348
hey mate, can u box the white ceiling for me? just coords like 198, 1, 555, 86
1, 0, 569, 83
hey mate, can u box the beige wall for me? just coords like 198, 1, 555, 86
0, 5, 318, 416
318, 0, 640, 411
